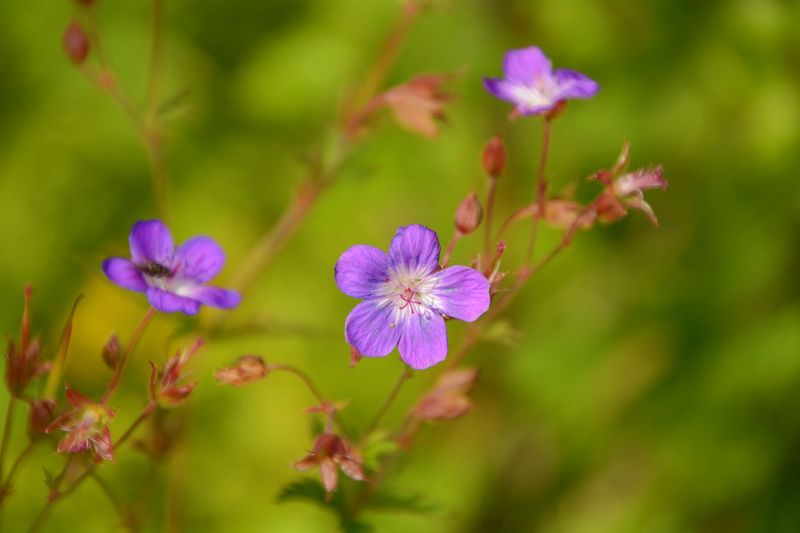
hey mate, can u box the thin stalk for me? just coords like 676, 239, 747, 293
226, 180, 327, 295
0, 398, 16, 485
146, 0, 164, 117
525, 118, 552, 267
90, 471, 134, 532
0, 440, 34, 497
269, 365, 350, 436
345, 0, 422, 113
483, 176, 498, 265
441, 231, 461, 267
103, 308, 157, 402
224, 1, 424, 302
364, 367, 413, 437
81, 6, 168, 219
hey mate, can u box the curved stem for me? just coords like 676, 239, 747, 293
0, 440, 33, 498
90, 471, 134, 532
364, 367, 413, 437
441, 231, 461, 268
525, 118, 552, 267
104, 308, 157, 403
483, 176, 498, 265
268, 365, 350, 436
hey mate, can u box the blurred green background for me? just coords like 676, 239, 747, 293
1, 0, 799, 531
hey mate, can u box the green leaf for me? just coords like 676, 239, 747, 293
277, 478, 373, 533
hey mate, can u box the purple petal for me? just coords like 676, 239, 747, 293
187, 286, 241, 309
345, 301, 401, 357
398, 312, 447, 370
335, 245, 390, 299
388, 225, 440, 276
503, 47, 552, 84
174, 236, 225, 283
102, 257, 148, 292
483, 78, 557, 116
129, 220, 174, 265
429, 266, 490, 322
146, 287, 199, 315
553, 68, 599, 100
483, 78, 516, 101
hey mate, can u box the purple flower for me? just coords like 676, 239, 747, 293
102, 220, 241, 315
335, 225, 490, 370
484, 46, 599, 116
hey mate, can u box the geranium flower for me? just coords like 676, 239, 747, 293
484, 46, 598, 116
102, 220, 241, 315
46, 386, 115, 463
335, 225, 490, 370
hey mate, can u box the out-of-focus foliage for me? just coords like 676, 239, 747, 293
1, 0, 798, 531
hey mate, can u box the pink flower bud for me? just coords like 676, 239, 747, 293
63, 22, 90, 65
454, 191, 483, 235
413, 368, 478, 421
214, 355, 267, 386
482, 136, 506, 177
101, 335, 120, 370
29, 398, 56, 438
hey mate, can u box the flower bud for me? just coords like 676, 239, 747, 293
101, 335, 120, 370
454, 191, 483, 235
214, 355, 267, 386
63, 22, 90, 65
29, 398, 56, 439
482, 136, 506, 177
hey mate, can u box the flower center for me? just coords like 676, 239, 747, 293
375, 267, 440, 322
137, 262, 172, 279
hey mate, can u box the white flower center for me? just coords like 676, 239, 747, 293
375, 266, 441, 326
510, 79, 557, 109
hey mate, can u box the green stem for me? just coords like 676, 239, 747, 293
364, 367, 413, 438
103, 308, 157, 403
0, 398, 16, 485
525, 118, 552, 267
269, 365, 350, 436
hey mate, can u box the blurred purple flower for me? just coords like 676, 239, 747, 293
335, 225, 490, 370
102, 220, 241, 315
484, 46, 598, 116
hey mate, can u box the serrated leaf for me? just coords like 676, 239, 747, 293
277, 478, 372, 533
361, 434, 400, 473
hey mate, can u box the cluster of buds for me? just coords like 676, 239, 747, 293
149, 339, 204, 407
4, 286, 48, 397
46, 386, 115, 464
